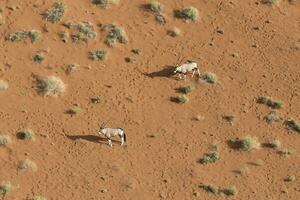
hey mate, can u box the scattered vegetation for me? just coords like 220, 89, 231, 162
42, 2, 66, 23
199, 151, 220, 164
200, 184, 238, 196
285, 119, 300, 133
230, 136, 260, 151
199, 72, 217, 84
65, 64, 79, 74
131, 48, 141, 55
222, 115, 235, 123
261, 0, 279, 5
257, 97, 283, 109
66, 106, 84, 115
37, 76, 66, 96
91, 96, 101, 104
33, 52, 45, 63
220, 186, 238, 196
148, 1, 163, 13
6, 30, 42, 43
264, 111, 281, 123
71, 21, 97, 43
268, 139, 281, 149
155, 14, 166, 24
284, 175, 296, 182
104, 24, 128, 47
92, 0, 119, 8
175, 7, 199, 22
17, 130, 34, 140
172, 95, 189, 104
200, 184, 219, 195
178, 85, 194, 94
0, 135, 11, 146
58, 31, 69, 42
18, 158, 37, 172
0, 80, 8, 91
167, 27, 181, 37
89, 50, 107, 61
0, 182, 12, 195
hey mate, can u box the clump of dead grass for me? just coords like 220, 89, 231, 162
172, 95, 189, 104
89, 50, 107, 61
285, 118, 300, 133
200, 184, 238, 196
0, 182, 12, 195
0, 80, 8, 91
6, 30, 42, 43
33, 52, 45, 63
264, 111, 281, 123
34, 196, 47, 200
103, 24, 128, 47
37, 76, 66, 97
257, 97, 283, 109
261, 0, 280, 5
42, 2, 66, 23
58, 31, 69, 43
65, 64, 79, 74
148, 0, 163, 13
230, 136, 260, 151
71, 21, 97, 43
175, 7, 199, 22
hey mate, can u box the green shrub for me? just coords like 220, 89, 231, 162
173, 95, 189, 104
175, 7, 199, 22
71, 21, 97, 43
6, 30, 41, 43
285, 119, 300, 133
199, 151, 220, 164
89, 50, 107, 61
92, 0, 119, 8
17, 130, 34, 140
199, 72, 217, 84
105, 25, 128, 47
42, 2, 66, 23
0, 182, 12, 195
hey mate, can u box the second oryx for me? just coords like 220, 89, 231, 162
98, 124, 126, 147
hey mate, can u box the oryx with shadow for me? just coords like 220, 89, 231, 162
98, 121, 126, 147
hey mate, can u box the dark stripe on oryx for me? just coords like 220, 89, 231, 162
123, 132, 126, 142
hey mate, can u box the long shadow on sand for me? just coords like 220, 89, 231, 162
143, 65, 176, 79
66, 134, 120, 144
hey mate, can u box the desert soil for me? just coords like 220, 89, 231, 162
0, 0, 300, 199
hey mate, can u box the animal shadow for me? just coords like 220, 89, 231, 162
143, 65, 176, 79
66, 134, 120, 144
226, 140, 242, 150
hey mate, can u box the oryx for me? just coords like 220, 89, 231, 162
98, 122, 126, 147
174, 57, 200, 80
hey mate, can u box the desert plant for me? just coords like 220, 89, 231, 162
89, 50, 107, 61
261, 0, 279, 5
222, 115, 235, 122
167, 27, 181, 37
33, 53, 45, 63
34, 196, 47, 200
199, 151, 220, 164
285, 119, 300, 133
0, 182, 12, 195
65, 64, 79, 74
131, 48, 141, 55
58, 31, 69, 42
5, 30, 41, 43
155, 14, 166, 24
148, 1, 163, 13
42, 2, 66, 23
173, 95, 189, 104
232, 136, 260, 151
199, 184, 219, 195
0, 80, 8, 91
0, 135, 11, 146
105, 25, 128, 47
199, 72, 217, 84
37, 76, 66, 96
18, 158, 37, 172
92, 0, 119, 8
179, 85, 194, 94
284, 175, 296, 182
62, 21, 73, 29
91, 96, 101, 104
71, 21, 97, 43
17, 130, 34, 140
264, 111, 281, 123
66, 106, 84, 115
257, 97, 283, 109
221, 186, 238, 196
28, 30, 42, 42
175, 7, 199, 22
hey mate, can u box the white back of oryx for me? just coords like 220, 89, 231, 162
175, 62, 198, 74
99, 127, 126, 147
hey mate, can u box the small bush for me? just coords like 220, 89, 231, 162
66, 106, 84, 115
222, 115, 235, 122
5, 30, 41, 43
264, 111, 281, 123
257, 97, 283, 109
148, 1, 163, 13
37, 76, 66, 96
167, 27, 181, 37
71, 21, 97, 43
199, 72, 217, 84
269, 139, 281, 148
17, 130, 34, 140
221, 186, 238, 196
28, 30, 42, 43
284, 175, 296, 182
131, 48, 141, 55
285, 119, 300, 133
92, 0, 119, 8
0, 135, 11, 146
33, 53, 45, 63
173, 95, 189, 104
175, 7, 199, 22
199, 151, 220, 164
0, 80, 8, 91
232, 136, 260, 151
42, 2, 66, 23
179, 85, 194, 94
18, 158, 37, 172
200, 184, 238, 196
105, 25, 128, 47
200, 184, 219, 195
0, 182, 12, 195
91, 96, 101, 104
89, 50, 107, 61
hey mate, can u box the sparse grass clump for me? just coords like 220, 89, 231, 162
264, 111, 281, 123
131, 48, 141, 55
66, 106, 84, 115
0, 182, 12, 195
199, 72, 217, 84
179, 85, 194, 94
105, 24, 128, 47
91, 96, 101, 104
71, 21, 97, 43
199, 151, 220, 164
269, 139, 281, 148
92, 0, 119, 8
6, 30, 41, 43
221, 186, 238, 196
284, 175, 296, 182
167, 27, 181, 37
33, 53, 45, 63
17, 130, 34, 140
65, 64, 79, 74
42, 2, 66, 23
200, 184, 219, 195
18, 158, 37, 172
37, 76, 66, 96
261, 0, 279, 5
175, 7, 199, 22
200, 184, 238, 196
257, 97, 283, 109
0, 80, 8, 91
232, 136, 260, 151
285, 119, 300, 133
89, 50, 107, 61
148, 1, 163, 13
0, 135, 11, 146
223, 115, 235, 123
173, 95, 189, 104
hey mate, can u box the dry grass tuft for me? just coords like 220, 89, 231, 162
37, 76, 66, 97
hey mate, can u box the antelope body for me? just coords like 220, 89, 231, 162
174, 60, 200, 79
99, 127, 126, 147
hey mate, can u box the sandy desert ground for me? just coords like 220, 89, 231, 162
0, 0, 300, 199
